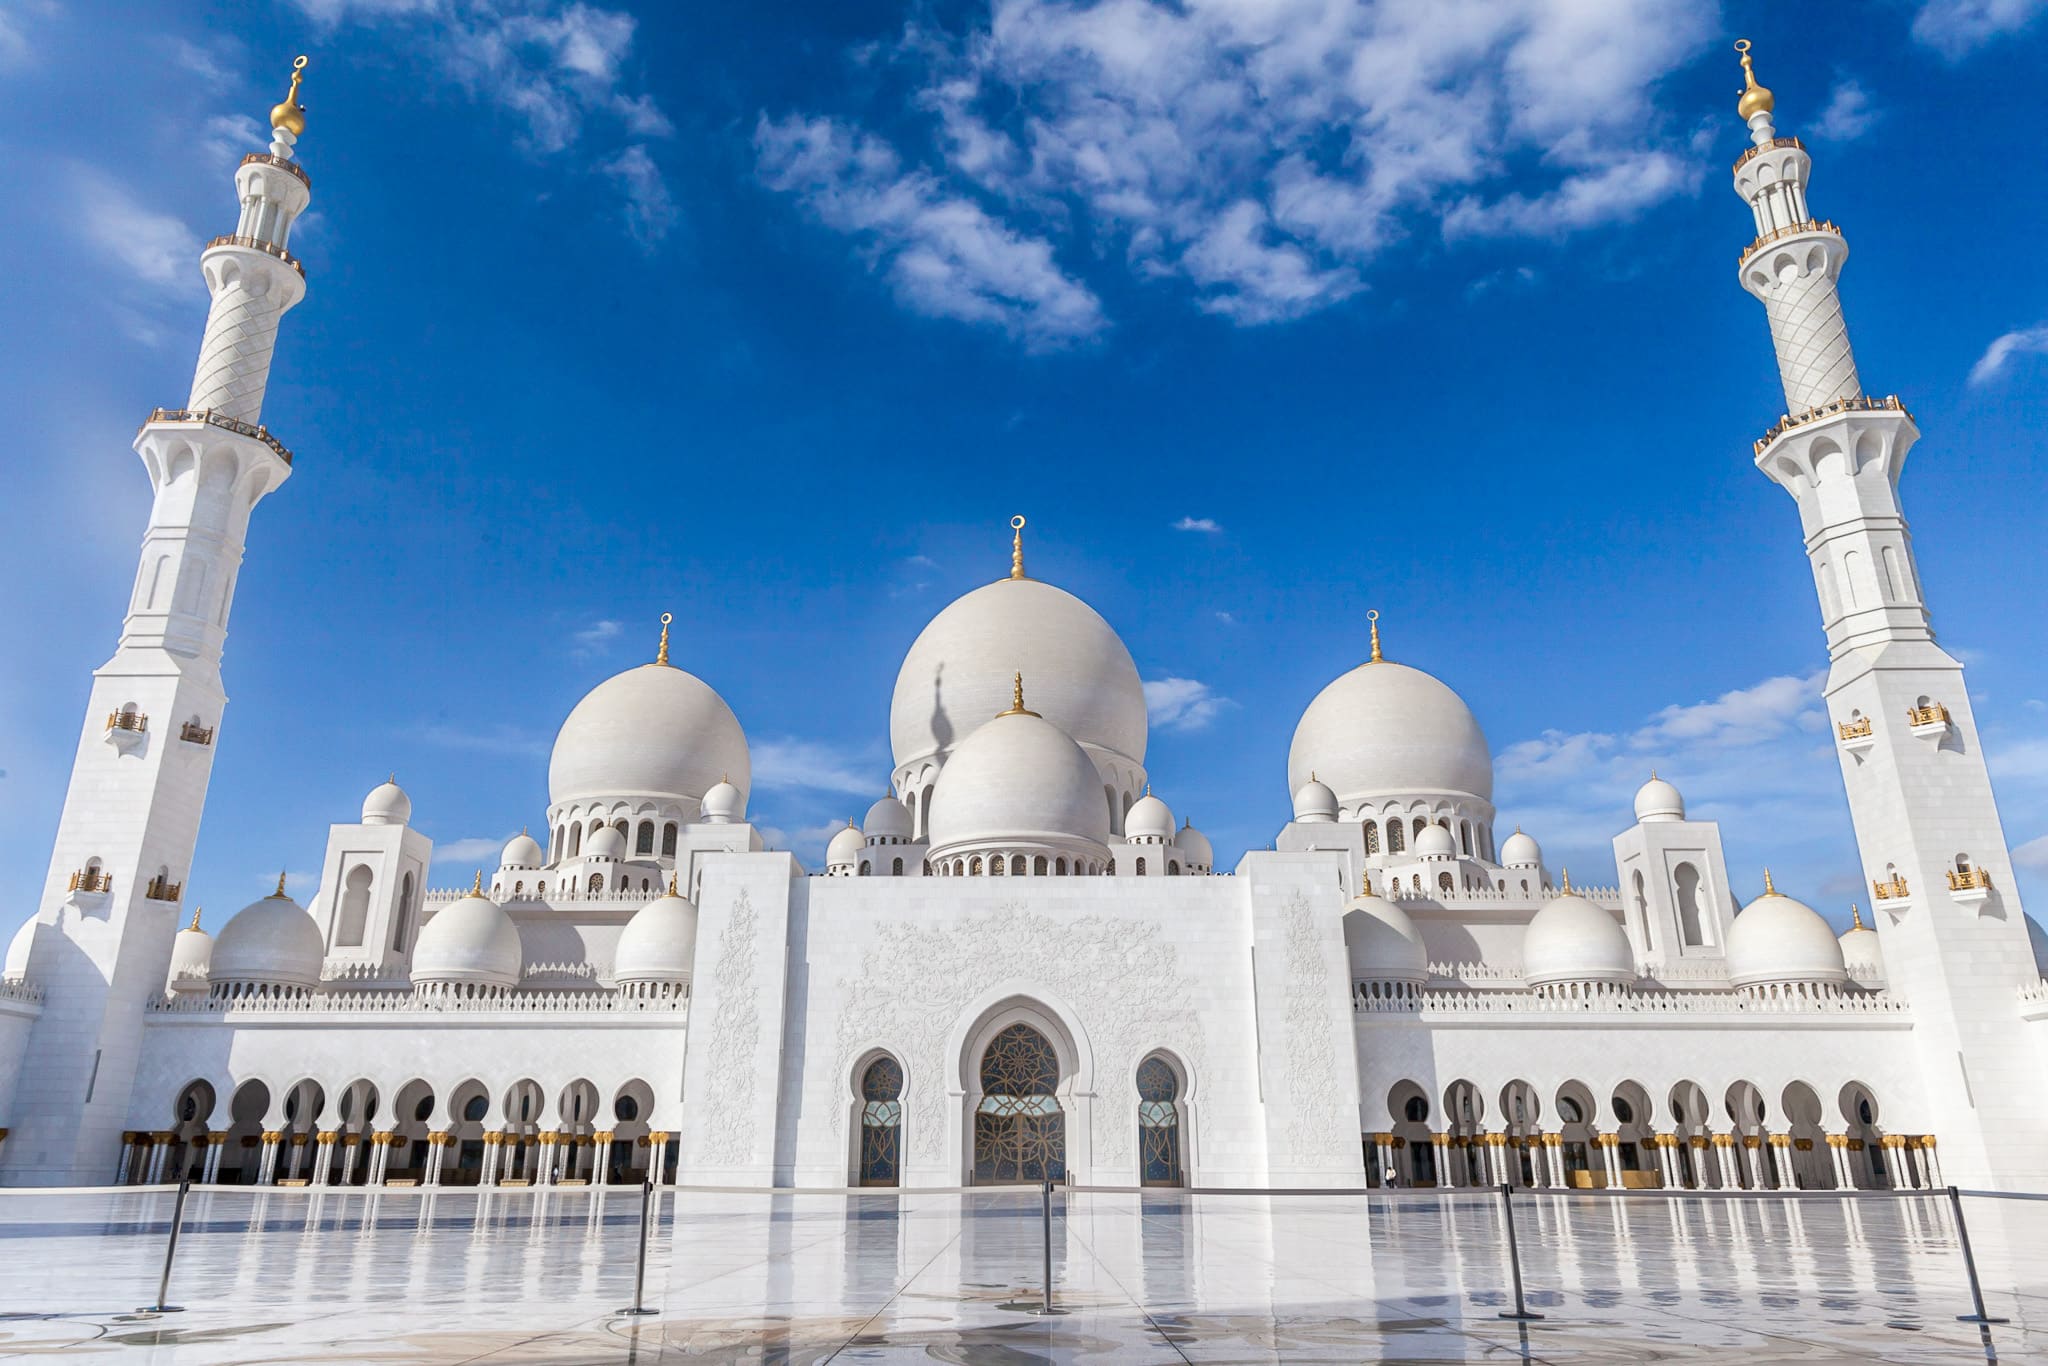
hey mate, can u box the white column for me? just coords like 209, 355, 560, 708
340, 1136, 360, 1186
257, 1133, 282, 1184
592, 1132, 612, 1187
425, 1133, 447, 1186
145, 1137, 170, 1184
1921, 1138, 1943, 1187
202, 1135, 225, 1184
311, 1133, 336, 1185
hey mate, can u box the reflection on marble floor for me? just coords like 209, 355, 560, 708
0, 1187, 2043, 1362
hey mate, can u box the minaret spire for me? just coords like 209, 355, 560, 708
1009, 515, 1027, 580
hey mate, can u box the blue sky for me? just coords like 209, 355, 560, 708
4, 0, 2048, 933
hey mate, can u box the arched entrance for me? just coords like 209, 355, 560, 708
858, 1056, 904, 1187
973, 1023, 1064, 1184
1136, 1056, 1182, 1187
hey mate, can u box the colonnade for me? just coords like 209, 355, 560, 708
116, 1127, 679, 1188
1367, 1129, 1943, 1191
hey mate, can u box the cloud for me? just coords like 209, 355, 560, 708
754, 113, 1106, 349
1628, 673, 1827, 750
2014, 833, 2048, 872
751, 737, 881, 797
1811, 79, 1877, 142
572, 618, 623, 654
604, 145, 677, 248
411, 722, 549, 758
1144, 676, 1233, 733
69, 166, 201, 295
1173, 517, 1221, 533
756, 0, 1716, 340
1968, 323, 2048, 386
1912, 0, 2048, 58
431, 835, 514, 867
199, 115, 268, 173
167, 36, 243, 88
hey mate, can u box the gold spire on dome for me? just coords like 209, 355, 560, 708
668, 872, 679, 896
655, 613, 672, 667
270, 871, 288, 899
1560, 867, 1573, 894
1361, 869, 1374, 897
1367, 609, 1383, 663
1000, 671, 1040, 717
188, 906, 203, 932
1009, 516, 1028, 580
472, 870, 484, 895
1763, 867, 1780, 896
1850, 902, 1865, 929
270, 55, 309, 137
1733, 39, 1774, 121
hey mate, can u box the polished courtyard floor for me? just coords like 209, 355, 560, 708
0, 1185, 2043, 1363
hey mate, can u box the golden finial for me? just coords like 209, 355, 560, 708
1763, 867, 1779, 896
472, 870, 484, 895
1560, 867, 1573, 894
270, 55, 309, 137
1367, 609, 1382, 663
1000, 671, 1040, 717
1361, 869, 1374, 897
1009, 515, 1028, 580
1733, 40, 1774, 121
270, 870, 288, 898
388, 772, 396, 784
188, 906, 202, 932
655, 612, 672, 667
1850, 902, 1865, 929
667, 872, 679, 896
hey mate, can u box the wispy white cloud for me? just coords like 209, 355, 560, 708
411, 722, 548, 758
1173, 516, 1221, 533
199, 115, 267, 174
1968, 323, 2048, 386
1912, 0, 2048, 58
751, 737, 882, 796
1811, 79, 1877, 142
431, 835, 515, 867
1144, 676, 1234, 733
572, 618, 623, 654
604, 145, 676, 248
69, 166, 200, 295
2014, 833, 2048, 872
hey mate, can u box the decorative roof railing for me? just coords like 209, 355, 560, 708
1358, 984, 1908, 1017
142, 408, 293, 465
0, 978, 45, 1006
1754, 394, 1911, 455
239, 151, 310, 187
1732, 134, 1805, 173
1739, 217, 1840, 265
204, 233, 304, 277
148, 988, 685, 1016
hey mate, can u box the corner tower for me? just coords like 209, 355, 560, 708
1730, 42, 2044, 1186
0, 61, 315, 1184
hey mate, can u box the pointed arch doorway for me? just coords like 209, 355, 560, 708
972, 1022, 1065, 1183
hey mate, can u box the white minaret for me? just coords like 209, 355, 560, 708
1731, 41, 2046, 1187
0, 59, 315, 1185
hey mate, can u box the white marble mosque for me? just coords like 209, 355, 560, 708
3, 45, 2048, 1206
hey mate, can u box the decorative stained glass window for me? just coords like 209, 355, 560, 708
1137, 1057, 1182, 1187
973, 1024, 1064, 1184
858, 1056, 903, 1186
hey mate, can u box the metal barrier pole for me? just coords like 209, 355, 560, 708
616, 1178, 657, 1316
138, 1179, 191, 1314
1029, 1177, 1065, 1316
1495, 1183, 1543, 1321
1948, 1186, 2008, 1325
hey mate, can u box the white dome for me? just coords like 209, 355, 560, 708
700, 779, 743, 824
412, 890, 523, 989
585, 825, 627, 860
1289, 659, 1492, 805
891, 575, 1147, 773
927, 703, 1111, 857
1413, 823, 1456, 859
548, 661, 750, 809
614, 886, 699, 984
826, 821, 866, 868
863, 795, 912, 842
500, 832, 544, 869
3, 916, 36, 980
362, 778, 411, 826
168, 919, 212, 990
1500, 828, 1542, 866
1635, 775, 1685, 823
1126, 791, 1175, 843
1344, 890, 1428, 983
212, 887, 324, 989
1839, 910, 1883, 975
1177, 820, 1214, 871
1523, 889, 1635, 987
1292, 777, 1338, 823
1726, 880, 1848, 987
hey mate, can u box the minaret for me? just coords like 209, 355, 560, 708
1731, 42, 2045, 1187
0, 60, 314, 1185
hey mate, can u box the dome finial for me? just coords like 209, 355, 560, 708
188, 905, 203, 932
1850, 901, 1865, 929
655, 612, 672, 667
668, 871, 679, 896
1009, 515, 1028, 580
270, 870, 288, 899
1733, 39, 1774, 121
472, 869, 484, 895
1559, 866, 1573, 894
1361, 868, 1374, 897
1000, 670, 1040, 717
1367, 608, 1383, 663
270, 54, 309, 138
1763, 867, 1779, 896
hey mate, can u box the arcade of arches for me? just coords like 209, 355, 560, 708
1372, 1077, 1945, 1192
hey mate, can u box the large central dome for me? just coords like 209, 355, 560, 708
1288, 659, 1492, 805
891, 576, 1147, 771
549, 661, 750, 807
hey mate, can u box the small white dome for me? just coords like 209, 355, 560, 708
548, 660, 750, 809
1289, 655, 1493, 806
863, 795, 912, 842
412, 889, 523, 989
362, 778, 411, 826
500, 832, 544, 869
1523, 887, 1635, 987
1634, 774, 1685, 823
585, 825, 627, 860
827, 821, 867, 869
1500, 828, 1542, 866
1292, 777, 1338, 823
1176, 820, 1213, 871
212, 886, 324, 989
3, 915, 37, 980
1839, 908, 1883, 975
1126, 791, 1175, 843
700, 779, 743, 824
168, 917, 212, 991
614, 885, 699, 984
927, 693, 1111, 858
1726, 877, 1848, 988
1344, 888, 1428, 983
1413, 823, 1456, 859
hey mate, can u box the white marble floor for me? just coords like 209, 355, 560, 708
0, 1186, 2043, 1363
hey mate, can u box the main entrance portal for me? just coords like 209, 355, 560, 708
972, 1022, 1065, 1183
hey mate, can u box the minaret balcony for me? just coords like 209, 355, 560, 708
179, 721, 215, 745
1946, 867, 1992, 904
105, 710, 148, 753
1871, 875, 1910, 908
203, 233, 305, 279
1753, 394, 1912, 457
239, 152, 310, 188
67, 869, 113, 895
1737, 216, 1840, 268
1732, 135, 1805, 174
1836, 716, 1875, 755
1906, 703, 1952, 738
144, 877, 182, 903
141, 408, 293, 466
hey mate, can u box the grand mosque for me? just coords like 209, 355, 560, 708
2, 45, 2045, 1197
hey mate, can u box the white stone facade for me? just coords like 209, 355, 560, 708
1, 51, 2045, 1198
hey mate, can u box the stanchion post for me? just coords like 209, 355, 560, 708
616, 1178, 657, 1316
1496, 1183, 1544, 1321
138, 1179, 191, 1314
1948, 1186, 2008, 1325
1029, 1176, 1066, 1316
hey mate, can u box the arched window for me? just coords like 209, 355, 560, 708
1459, 821, 1472, 855
588, 873, 604, 894
893, 857, 905, 876
568, 826, 582, 858
858, 1056, 904, 1186
969, 856, 983, 876
635, 821, 655, 855
1412, 817, 1427, 839
336, 864, 373, 947
1168, 861, 1179, 875
1011, 854, 1026, 876
1387, 822, 1405, 853
1136, 857, 1147, 876
1055, 857, 1067, 875
661, 823, 678, 856
1033, 856, 1047, 875
1137, 1057, 1183, 1186
975, 1023, 1064, 1184
391, 872, 415, 952
1675, 863, 1705, 946
990, 856, 1005, 877
858, 860, 870, 877
1364, 820, 1379, 854
553, 825, 566, 860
